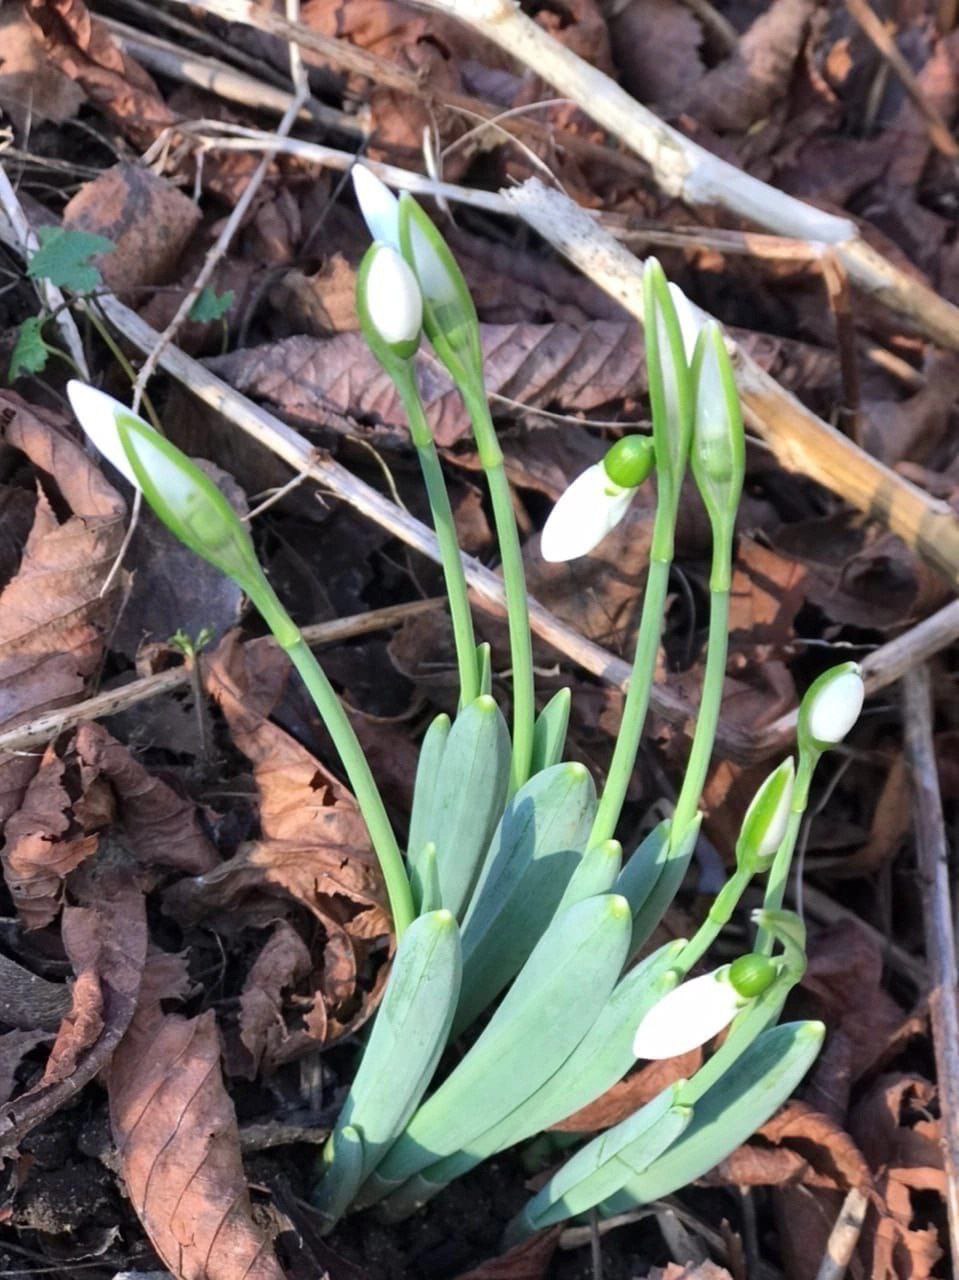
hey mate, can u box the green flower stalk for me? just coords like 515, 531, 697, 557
396, 190, 535, 793
589, 261, 695, 848
355, 241, 480, 704
65, 381, 415, 938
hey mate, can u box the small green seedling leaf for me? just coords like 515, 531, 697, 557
27, 226, 114, 292
189, 286, 235, 323
312, 1125, 365, 1229
408, 712, 450, 887
9, 316, 50, 381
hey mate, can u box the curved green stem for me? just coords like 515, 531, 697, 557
756, 749, 816, 953
394, 366, 479, 704
674, 864, 752, 975
590, 557, 671, 847
249, 579, 415, 938
461, 383, 535, 793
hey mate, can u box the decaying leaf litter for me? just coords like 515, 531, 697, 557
0, 0, 957, 1275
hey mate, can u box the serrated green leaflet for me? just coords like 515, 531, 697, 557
9, 316, 49, 381
375, 893, 631, 1185
385, 938, 687, 1213
453, 763, 597, 1032
599, 1021, 825, 1217
27, 226, 114, 292
408, 713, 450, 888
410, 696, 511, 919
313, 910, 461, 1222
530, 688, 571, 774
509, 1084, 692, 1240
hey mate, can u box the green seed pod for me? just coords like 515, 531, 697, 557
728, 953, 778, 999
603, 435, 655, 489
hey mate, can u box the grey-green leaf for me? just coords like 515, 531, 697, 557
600, 1020, 825, 1216
408, 712, 450, 890
312, 909, 461, 1221
375, 893, 631, 1186
627, 816, 701, 958
531, 688, 571, 774
454, 762, 597, 1031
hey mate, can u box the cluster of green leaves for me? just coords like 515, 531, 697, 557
9, 229, 233, 382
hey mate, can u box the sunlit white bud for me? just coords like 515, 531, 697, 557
365, 247, 423, 346
806, 667, 864, 747
67, 380, 142, 490
352, 165, 401, 249
668, 282, 703, 363
736, 757, 795, 872
541, 463, 634, 563
633, 966, 743, 1060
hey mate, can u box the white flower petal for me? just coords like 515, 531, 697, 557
408, 216, 458, 307
632, 967, 742, 1060
352, 165, 401, 249
540, 464, 633, 563
745, 762, 795, 861
366, 247, 423, 345
807, 670, 864, 745
67, 380, 142, 490
668, 282, 703, 364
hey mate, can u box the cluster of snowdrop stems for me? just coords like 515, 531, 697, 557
65, 164, 866, 1241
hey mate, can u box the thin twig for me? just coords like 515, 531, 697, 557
0, 600, 441, 756
813, 1186, 869, 1280
844, 0, 959, 161
821, 250, 863, 446
901, 665, 959, 1263
0, 167, 89, 379
129, 38, 309, 412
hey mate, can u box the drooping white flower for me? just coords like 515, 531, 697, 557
540, 463, 635, 563
67, 380, 142, 490
352, 164, 401, 248
364, 245, 423, 347
805, 667, 864, 747
632, 966, 744, 1060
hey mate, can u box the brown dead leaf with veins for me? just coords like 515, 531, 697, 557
109, 952, 285, 1280
1, 722, 215, 930
552, 1048, 702, 1132
208, 321, 649, 449
238, 920, 316, 1076
167, 631, 390, 1048
0, 858, 146, 1161
0, 393, 126, 824
25, 0, 173, 147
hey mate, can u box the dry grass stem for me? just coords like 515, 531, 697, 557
902, 665, 959, 1262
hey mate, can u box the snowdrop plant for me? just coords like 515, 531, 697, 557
66, 172, 867, 1242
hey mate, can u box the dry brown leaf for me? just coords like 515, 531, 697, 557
25, 0, 173, 146
714, 1100, 873, 1192
686, 0, 817, 133
1, 724, 215, 929
63, 164, 201, 300
166, 632, 390, 1044
109, 955, 284, 1280
0, 859, 146, 1160
0, 393, 125, 823
800, 923, 904, 1119
0, 1030, 52, 1107
238, 920, 315, 1076
552, 1049, 701, 1132
0, 7, 85, 131
207, 321, 647, 448
646, 1266, 734, 1280
608, 0, 704, 108
451, 1228, 562, 1280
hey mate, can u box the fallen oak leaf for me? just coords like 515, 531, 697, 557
24, 0, 173, 147
109, 954, 285, 1280
0, 392, 125, 824
238, 920, 315, 1077
0, 855, 146, 1160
